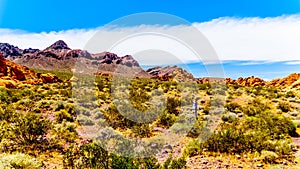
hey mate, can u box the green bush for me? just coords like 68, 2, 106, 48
132, 124, 152, 138
0, 153, 42, 169
53, 121, 78, 143
55, 109, 73, 123
10, 112, 52, 146
183, 139, 202, 157
158, 111, 177, 127
162, 156, 186, 169
225, 102, 242, 113
200, 112, 295, 156
63, 143, 183, 169
277, 101, 291, 113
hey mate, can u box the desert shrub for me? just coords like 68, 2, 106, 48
103, 103, 135, 129
63, 143, 176, 169
137, 157, 161, 169
201, 112, 295, 156
243, 105, 261, 116
0, 153, 42, 169
243, 99, 269, 116
63, 143, 109, 169
260, 151, 279, 164
187, 120, 204, 138
53, 121, 78, 143
132, 123, 152, 138
198, 83, 211, 90
170, 123, 191, 134
162, 156, 186, 169
286, 91, 296, 98
0, 105, 17, 122
14, 99, 35, 111
54, 101, 65, 111
158, 111, 177, 127
168, 157, 186, 169
166, 97, 181, 115
10, 112, 52, 146
77, 143, 110, 169
225, 102, 242, 113
77, 115, 95, 126
183, 139, 202, 157
221, 112, 238, 122
212, 88, 226, 95
202, 106, 210, 115
55, 109, 74, 123
277, 101, 291, 113
110, 154, 137, 169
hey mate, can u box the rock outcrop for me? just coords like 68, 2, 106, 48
266, 73, 300, 88
0, 43, 23, 57
0, 53, 62, 88
146, 66, 195, 82
225, 76, 265, 87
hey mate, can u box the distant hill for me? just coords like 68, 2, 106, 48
0, 40, 150, 78
147, 66, 195, 82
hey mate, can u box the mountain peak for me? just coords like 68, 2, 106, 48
0, 43, 23, 57
45, 40, 70, 50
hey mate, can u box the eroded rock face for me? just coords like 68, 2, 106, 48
225, 76, 265, 87
267, 73, 300, 88
147, 66, 195, 82
37, 73, 62, 83
0, 54, 62, 88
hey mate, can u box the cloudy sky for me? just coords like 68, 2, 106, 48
1, 0, 300, 78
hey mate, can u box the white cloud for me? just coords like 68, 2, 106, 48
1, 14, 300, 64
0, 28, 97, 50
284, 61, 300, 65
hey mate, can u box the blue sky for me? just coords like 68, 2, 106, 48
1, 0, 300, 32
1, 0, 300, 79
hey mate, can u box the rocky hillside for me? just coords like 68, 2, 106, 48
201, 74, 300, 89
146, 66, 195, 82
225, 76, 266, 87
1, 40, 149, 78
267, 73, 300, 88
0, 53, 61, 88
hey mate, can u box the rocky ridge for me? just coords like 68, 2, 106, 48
1, 40, 150, 78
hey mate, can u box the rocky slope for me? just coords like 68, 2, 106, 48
1, 40, 150, 78
267, 73, 300, 88
146, 66, 195, 82
226, 76, 266, 87
0, 53, 61, 88
201, 74, 300, 89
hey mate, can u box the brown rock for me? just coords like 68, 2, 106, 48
38, 73, 62, 83
0, 79, 17, 88
147, 66, 194, 82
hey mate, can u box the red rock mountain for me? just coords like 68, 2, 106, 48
2, 40, 149, 78
0, 53, 61, 88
